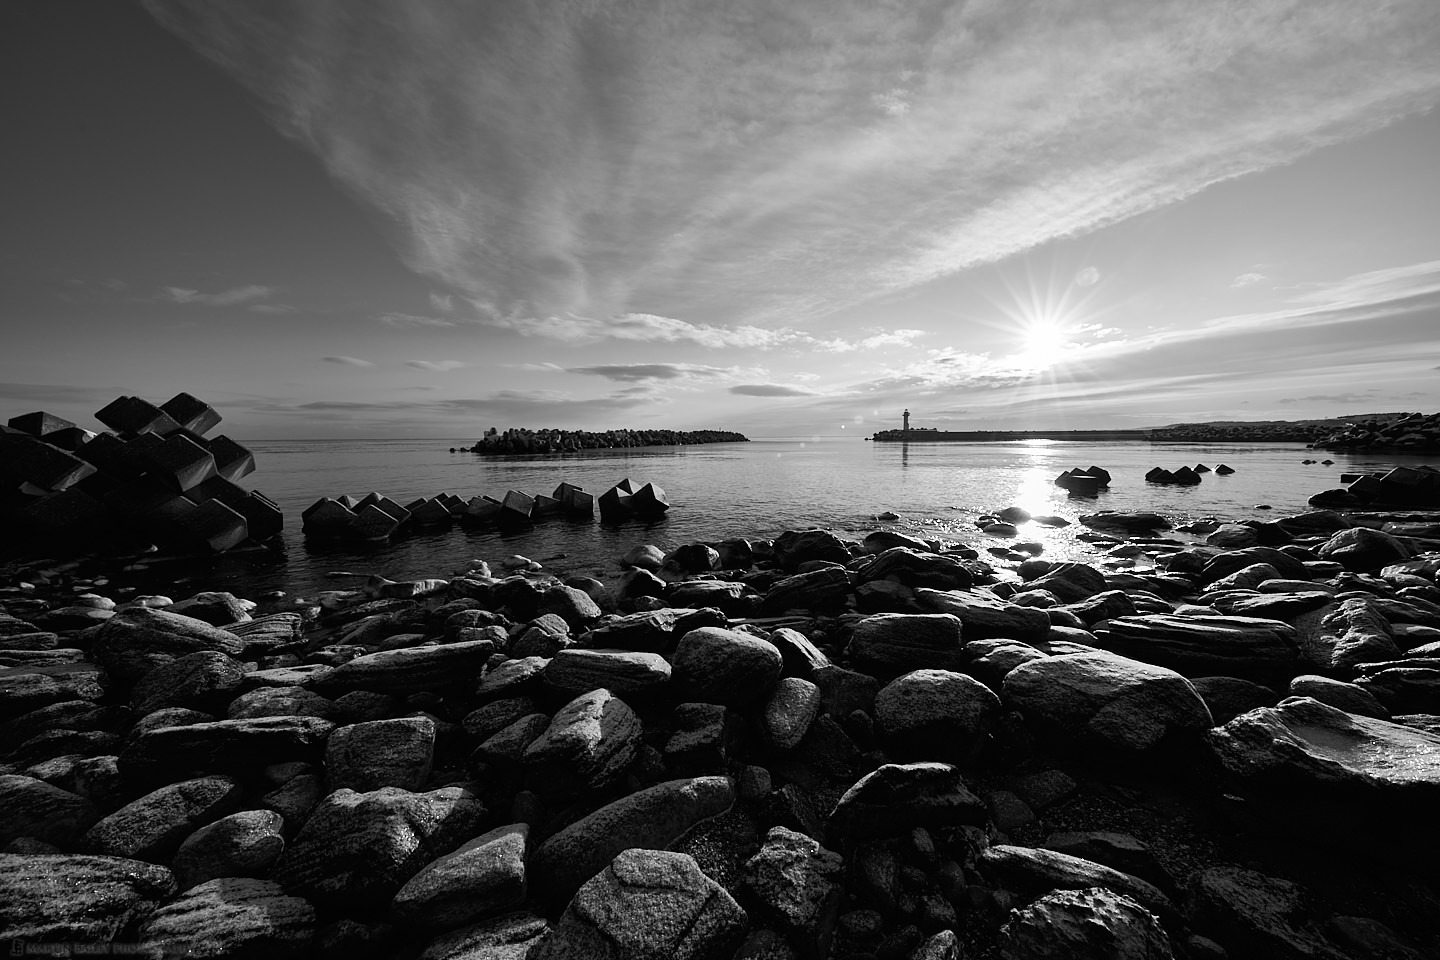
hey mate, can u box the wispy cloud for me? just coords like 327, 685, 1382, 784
321, 355, 374, 367
406, 360, 465, 371
1230, 272, 1268, 288
158, 284, 276, 307
145, 0, 1440, 335
380, 312, 456, 328
731, 384, 819, 397
568, 363, 734, 382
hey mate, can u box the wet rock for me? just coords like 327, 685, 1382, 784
85, 775, 244, 862
1355, 662, 1440, 714
0, 852, 176, 941
773, 529, 853, 572
1189, 866, 1348, 959
743, 826, 844, 959
475, 656, 549, 701
392, 822, 529, 930
1207, 696, 1440, 861
462, 697, 540, 742
670, 580, 753, 615
167, 591, 254, 627
1027, 562, 1109, 603
271, 785, 486, 909
672, 627, 783, 705
326, 717, 436, 791
529, 849, 748, 960
522, 688, 641, 794
766, 627, 832, 679
536, 584, 603, 629
664, 702, 733, 774
915, 588, 1051, 642
827, 762, 986, 841
530, 775, 735, 906
543, 648, 671, 697
0, 663, 106, 721
1003, 651, 1212, 754
854, 547, 974, 591
846, 613, 966, 675
474, 713, 551, 765
0, 773, 97, 848
1095, 614, 1302, 682
172, 809, 286, 890
996, 886, 1172, 960
313, 639, 496, 694
873, 669, 1002, 763
1287, 674, 1390, 719
1041, 831, 1176, 895
137, 876, 315, 959
1197, 547, 1311, 586
761, 567, 850, 616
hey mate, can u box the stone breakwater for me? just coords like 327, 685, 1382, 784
463, 427, 749, 454
1312, 411, 1440, 454
2, 510, 1440, 958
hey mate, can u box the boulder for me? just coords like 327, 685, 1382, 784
915, 588, 1051, 642
227, 686, 340, 721
416, 912, 549, 960
1026, 563, 1109, 603
854, 547, 973, 591
89, 607, 245, 683
1287, 675, 1390, 719
873, 669, 1003, 763
979, 844, 1176, 924
827, 762, 987, 840
271, 785, 485, 909
761, 677, 822, 751
996, 886, 1172, 960
1317, 527, 1411, 573
314, 640, 495, 694
522, 688, 641, 794
326, 717, 436, 791
392, 823, 529, 930
137, 877, 316, 959
742, 826, 844, 958
672, 627, 783, 705
773, 529, 853, 571
761, 567, 851, 616
1190, 676, 1280, 725
1188, 866, 1349, 960
1002, 651, 1213, 754
529, 775, 735, 906
544, 648, 672, 697
529, 849, 748, 960
130, 650, 246, 715
0, 852, 176, 941
118, 716, 335, 787
0, 773, 98, 848
85, 775, 244, 863
1290, 599, 1400, 676
1206, 696, 1440, 861
172, 809, 286, 890
1095, 615, 1302, 683
845, 613, 965, 675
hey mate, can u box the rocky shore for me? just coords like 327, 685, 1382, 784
463, 427, 748, 455
4, 504, 1440, 959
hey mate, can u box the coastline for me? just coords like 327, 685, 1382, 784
4, 499, 1440, 957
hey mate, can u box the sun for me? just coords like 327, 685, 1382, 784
1013, 309, 1072, 371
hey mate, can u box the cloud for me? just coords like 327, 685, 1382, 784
1230, 272, 1268, 288
145, 0, 1440, 336
568, 363, 733, 382
730, 384, 819, 397
428, 292, 454, 313
406, 360, 465, 371
322, 355, 375, 367
248, 303, 297, 315
380, 312, 456, 328
158, 284, 276, 306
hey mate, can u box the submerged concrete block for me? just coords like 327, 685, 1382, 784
350, 502, 401, 540
302, 498, 357, 537
174, 498, 249, 552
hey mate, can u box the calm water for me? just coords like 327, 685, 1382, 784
130, 437, 1433, 602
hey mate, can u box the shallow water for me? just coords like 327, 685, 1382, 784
126, 437, 1433, 602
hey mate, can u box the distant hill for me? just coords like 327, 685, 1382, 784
1153, 413, 1413, 431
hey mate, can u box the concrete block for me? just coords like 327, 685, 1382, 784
302, 497, 357, 537
94, 396, 181, 436
42, 426, 97, 452
20, 488, 112, 541
74, 433, 147, 478
0, 433, 97, 491
174, 498, 249, 552
350, 502, 401, 540
144, 433, 218, 492
234, 490, 283, 541
206, 435, 255, 481
7, 411, 77, 437
160, 392, 222, 435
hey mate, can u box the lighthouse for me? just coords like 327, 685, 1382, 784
903, 409, 910, 434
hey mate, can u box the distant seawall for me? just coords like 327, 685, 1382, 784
871, 429, 1155, 442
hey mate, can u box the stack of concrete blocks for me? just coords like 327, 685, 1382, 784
301, 492, 414, 541
0, 393, 281, 554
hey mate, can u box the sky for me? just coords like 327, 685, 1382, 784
3, 1, 1439, 441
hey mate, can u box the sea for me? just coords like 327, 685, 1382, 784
114, 437, 1435, 605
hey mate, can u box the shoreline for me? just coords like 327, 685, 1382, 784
3, 504, 1440, 957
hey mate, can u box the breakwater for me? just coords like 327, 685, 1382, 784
872, 429, 1154, 442
463, 427, 748, 455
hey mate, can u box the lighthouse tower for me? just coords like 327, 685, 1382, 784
903, 409, 910, 434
